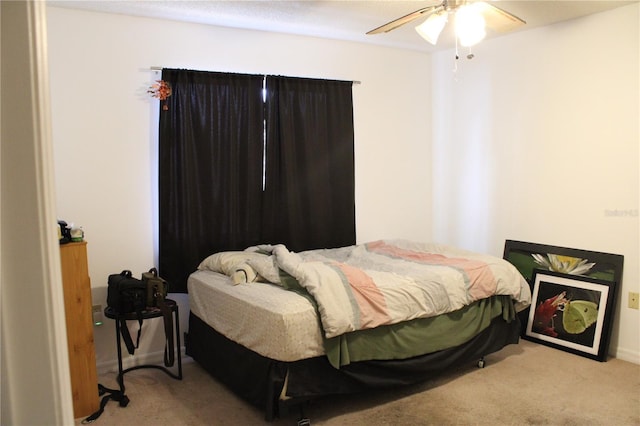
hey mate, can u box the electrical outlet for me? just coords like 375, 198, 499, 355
92, 305, 104, 325
629, 292, 639, 310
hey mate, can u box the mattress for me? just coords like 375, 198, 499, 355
188, 269, 324, 361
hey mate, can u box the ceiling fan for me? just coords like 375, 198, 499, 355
367, 0, 526, 47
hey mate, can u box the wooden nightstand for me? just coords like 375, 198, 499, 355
60, 241, 99, 418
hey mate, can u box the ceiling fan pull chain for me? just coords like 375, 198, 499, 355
467, 47, 474, 60
453, 37, 459, 74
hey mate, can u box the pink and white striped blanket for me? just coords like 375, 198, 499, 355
255, 240, 531, 339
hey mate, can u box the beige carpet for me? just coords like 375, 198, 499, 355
77, 340, 640, 425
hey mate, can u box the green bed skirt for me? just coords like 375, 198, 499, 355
324, 295, 516, 368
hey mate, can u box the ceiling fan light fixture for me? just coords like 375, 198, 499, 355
455, 3, 486, 47
415, 11, 448, 45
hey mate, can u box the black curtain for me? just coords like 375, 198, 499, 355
262, 76, 356, 251
158, 69, 265, 292
158, 70, 355, 292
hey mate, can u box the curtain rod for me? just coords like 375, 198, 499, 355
150, 66, 361, 85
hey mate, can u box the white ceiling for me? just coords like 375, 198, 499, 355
48, 1, 636, 53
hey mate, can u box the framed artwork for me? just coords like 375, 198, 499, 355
503, 240, 624, 285
503, 240, 623, 361
525, 270, 616, 361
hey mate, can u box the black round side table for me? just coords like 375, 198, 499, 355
104, 299, 182, 393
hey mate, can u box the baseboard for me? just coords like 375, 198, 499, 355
612, 346, 640, 365
96, 346, 192, 374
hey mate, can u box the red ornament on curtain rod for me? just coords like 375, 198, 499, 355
148, 80, 172, 110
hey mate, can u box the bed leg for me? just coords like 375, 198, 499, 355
297, 406, 311, 426
477, 357, 485, 368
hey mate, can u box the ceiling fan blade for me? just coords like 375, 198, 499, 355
367, 5, 442, 35
476, 2, 526, 33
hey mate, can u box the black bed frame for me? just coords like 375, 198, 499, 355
185, 311, 522, 421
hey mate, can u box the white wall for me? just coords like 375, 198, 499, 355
46, 7, 432, 370
432, 4, 639, 362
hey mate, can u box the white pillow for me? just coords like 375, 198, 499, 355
198, 251, 266, 276
229, 263, 260, 285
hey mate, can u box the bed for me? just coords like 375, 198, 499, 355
185, 239, 531, 421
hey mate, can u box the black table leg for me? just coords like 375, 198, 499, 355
114, 317, 126, 393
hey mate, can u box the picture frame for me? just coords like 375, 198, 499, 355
525, 270, 616, 361
503, 240, 624, 285
502, 240, 623, 361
